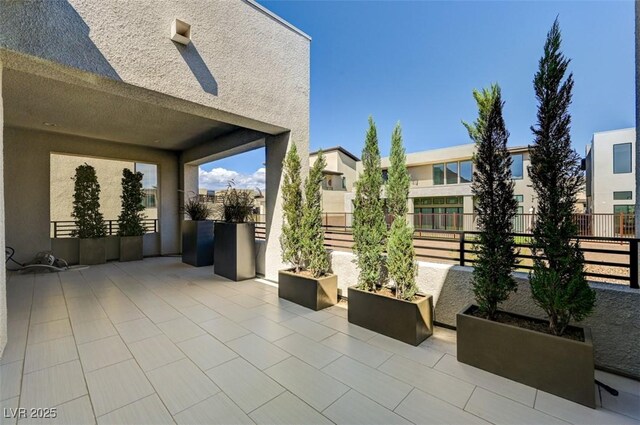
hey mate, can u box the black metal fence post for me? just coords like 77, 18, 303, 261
459, 231, 465, 266
630, 239, 639, 289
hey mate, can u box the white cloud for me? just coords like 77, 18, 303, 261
199, 167, 265, 191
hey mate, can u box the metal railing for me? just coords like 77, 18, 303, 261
311, 212, 636, 239
253, 213, 638, 288
51, 219, 158, 238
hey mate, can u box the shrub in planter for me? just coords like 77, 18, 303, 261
457, 21, 596, 408
181, 194, 213, 267
72, 163, 107, 265
278, 147, 337, 310
117, 168, 146, 262
348, 120, 432, 345
214, 181, 256, 281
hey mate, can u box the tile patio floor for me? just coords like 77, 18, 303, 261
1, 257, 639, 425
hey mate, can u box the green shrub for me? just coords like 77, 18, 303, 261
528, 19, 595, 335
463, 84, 518, 320
353, 117, 387, 292
72, 163, 106, 239
117, 168, 146, 237
302, 150, 330, 278
280, 144, 305, 272
385, 123, 417, 300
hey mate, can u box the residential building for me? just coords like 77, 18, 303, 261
310, 146, 359, 213
347, 143, 534, 231
585, 128, 636, 215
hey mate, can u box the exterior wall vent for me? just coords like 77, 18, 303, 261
171, 19, 191, 45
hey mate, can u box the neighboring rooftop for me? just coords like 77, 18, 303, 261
310, 146, 360, 162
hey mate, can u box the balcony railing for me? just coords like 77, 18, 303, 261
51, 219, 158, 238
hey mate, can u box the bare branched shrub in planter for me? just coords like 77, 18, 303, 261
221, 181, 255, 223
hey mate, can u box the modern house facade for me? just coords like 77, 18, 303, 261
310, 146, 359, 213
585, 128, 636, 215
0, 0, 310, 354
344, 143, 535, 231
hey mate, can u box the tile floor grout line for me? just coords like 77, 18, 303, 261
15, 273, 36, 410
62, 271, 101, 424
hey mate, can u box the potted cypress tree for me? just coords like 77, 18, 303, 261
348, 121, 432, 345
214, 181, 256, 281
181, 193, 214, 267
72, 163, 107, 265
117, 168, 146, 262
457, 21, 597, 409
279, 147, 338, 310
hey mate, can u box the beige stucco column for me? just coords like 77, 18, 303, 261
0, 64, 7, 356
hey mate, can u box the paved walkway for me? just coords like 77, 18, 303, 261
1, 257, 638, 424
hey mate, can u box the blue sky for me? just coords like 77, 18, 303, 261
200, 0, 635, 190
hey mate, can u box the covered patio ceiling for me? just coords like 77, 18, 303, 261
1, 61, 280, 153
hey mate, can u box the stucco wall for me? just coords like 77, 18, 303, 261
330, 250, 640, 379
0, 65, 6, 357
4, 128, 180, 264
0, 0, 309, 139
590, 129, 636, 214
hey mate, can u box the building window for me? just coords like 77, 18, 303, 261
459, 160, 472, 183
433, 164, 444, 185
514, 194, 524, 203
135, 163, 158, 209
613, 191, 632, 201
613, 143, 632, 174
511, 154, 523, 180
446, 162, 458, 185
614, 205, 635, 215
381, 170, 388, 182
341, 177, 346, 189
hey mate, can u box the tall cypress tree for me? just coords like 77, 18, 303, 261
353, 117, 387, 292
72, 163, 106, 239
529, 19, 595, 336
302, 151, 330, 278
386, 123, 418, 300
280, 144, 304, 272
463, 85, 518, 320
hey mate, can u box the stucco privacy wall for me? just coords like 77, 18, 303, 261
330, 251, 640, 379
4, 127, 180, 264
0, 65, 6, 357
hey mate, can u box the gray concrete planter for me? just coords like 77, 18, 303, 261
214, 222, 255, 281
347, 286, 433, 346
119, 235, 143, 262
79, 238, 106, 265
182, 220, 214, 267
278, 270, 338, 311
456, 304, 595, 408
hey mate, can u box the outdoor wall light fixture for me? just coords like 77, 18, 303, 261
171, 19, 191, 45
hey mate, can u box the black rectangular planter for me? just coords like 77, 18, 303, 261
214, 222, 255, 281
119, 235, 143, 262
347, 286, 433, 346
79, 238, 106, 265
278, 270, 338, 311
456, 304, 595, 408
182, 220, 214, 267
